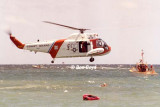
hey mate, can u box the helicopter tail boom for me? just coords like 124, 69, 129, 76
10, 34, 25, 49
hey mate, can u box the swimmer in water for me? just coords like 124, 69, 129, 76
100, 83, 107, 87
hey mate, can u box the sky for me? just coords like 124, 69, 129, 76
1, 0, 160, 64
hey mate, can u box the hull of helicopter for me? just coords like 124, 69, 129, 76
9, 21, 111, 63
10, 34, 111, 61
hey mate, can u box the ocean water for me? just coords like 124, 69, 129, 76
0, 64, 160, 107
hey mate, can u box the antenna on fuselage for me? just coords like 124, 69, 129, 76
43, 21, 90, 34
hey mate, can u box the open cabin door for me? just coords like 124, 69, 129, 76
79, 41, 88, 53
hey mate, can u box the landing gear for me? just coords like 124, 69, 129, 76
90, 57, 94, 62
51, 59, 55, 63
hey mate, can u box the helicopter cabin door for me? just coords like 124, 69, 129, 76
79, 41, 88, 53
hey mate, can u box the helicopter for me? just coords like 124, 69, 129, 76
9, 21, 111, 63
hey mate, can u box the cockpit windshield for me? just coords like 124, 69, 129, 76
103, 40, 108, 50
96, 39, 108, 49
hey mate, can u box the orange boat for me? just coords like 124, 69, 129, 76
129, 50, 158, 75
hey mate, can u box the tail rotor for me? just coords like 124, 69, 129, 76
6, 29, 12, 36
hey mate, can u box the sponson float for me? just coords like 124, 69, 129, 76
9, 21, 111, 63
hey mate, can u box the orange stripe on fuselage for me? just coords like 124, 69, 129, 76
90, 39, 98, 49
49, 39, 66, 58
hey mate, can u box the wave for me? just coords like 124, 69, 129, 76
0, 84, 42, 90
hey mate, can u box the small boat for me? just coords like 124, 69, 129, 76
129, 50, 158, 75
32, 65, 47, 69
83, 94, 100, 100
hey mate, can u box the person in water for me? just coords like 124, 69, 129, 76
101, 83, 107, 87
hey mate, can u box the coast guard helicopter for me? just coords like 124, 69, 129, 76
9, 21, 111, 63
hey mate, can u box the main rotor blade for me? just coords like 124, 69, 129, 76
43, 21, 79, 30
43, 21, 90, 33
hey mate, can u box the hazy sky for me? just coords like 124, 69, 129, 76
1, 0, 160, 64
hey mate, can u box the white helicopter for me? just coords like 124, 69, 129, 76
9, 21, 111, 63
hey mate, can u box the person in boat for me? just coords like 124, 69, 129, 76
137, 65, 141, 72
150, 65, 153, 71
150, 65, 156, 74
141, 64, 146, 72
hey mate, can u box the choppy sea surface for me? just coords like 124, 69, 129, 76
0, 64, 160, 107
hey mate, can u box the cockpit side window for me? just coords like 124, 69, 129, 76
96, 39, 108, 49
102, 40, 108, 50
96, 39, 104, 47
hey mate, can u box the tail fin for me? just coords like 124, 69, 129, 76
10, 34, 25, 49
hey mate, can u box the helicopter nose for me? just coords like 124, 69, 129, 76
108, 46, 111, 52
105, 45, 111, 54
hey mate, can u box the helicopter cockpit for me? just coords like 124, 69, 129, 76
96, 39, 109, 50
